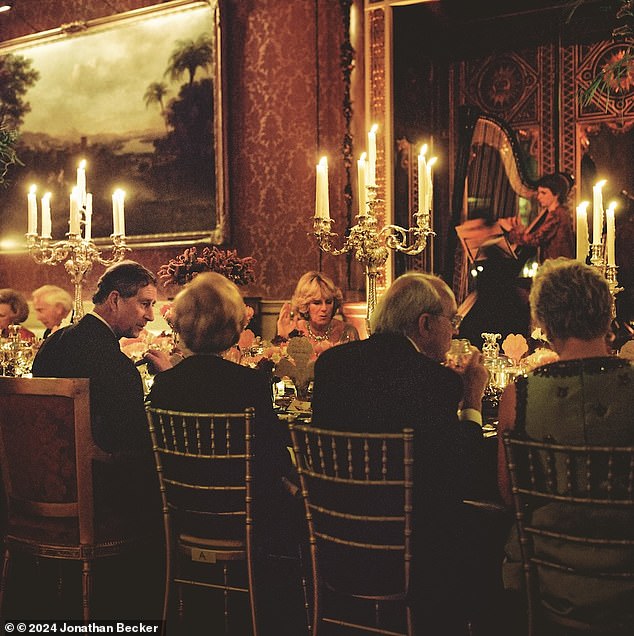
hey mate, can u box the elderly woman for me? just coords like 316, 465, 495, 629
496, 258, 634, 623
0, 288, 36, 341
147, 272, 298, 543
277, 271, 359, 355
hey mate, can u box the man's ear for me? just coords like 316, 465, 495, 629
105, 290, 120, 311
418, 312, 431, 335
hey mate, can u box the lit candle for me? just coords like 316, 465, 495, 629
417, 145, 427, 215
41, 192, 52, 239
592, 179, 606, 243
118, 190, 126, 237
76, 159, 87, 207
605, 201, 616, 266
314, 157, 330, 221
84, 193, 92, 241
113, 189, 125, 236
426, 156, 437, 213
69, 187, 81, 235
367, 124, 378, 187
357, 152, 367, 216
576, 201, 589, 262
27, 184, 38, 235
112, 192, 120, 235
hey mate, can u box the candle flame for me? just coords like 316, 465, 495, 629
594, 179, 607, 188
29, 184, 37, 194
79, 159, 86, 169
370, 123, 378, 134
578, 201, 589, 212
419, 144, 427, 157
318, 157, 327, 168
42, 192, 51, 202
428, 157, 438, 169
359, 152, 367, 161
607, 201, 617, 212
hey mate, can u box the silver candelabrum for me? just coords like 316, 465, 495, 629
26, 232, 130, 322
590, 242, 623, 319
313, 186, 435, 328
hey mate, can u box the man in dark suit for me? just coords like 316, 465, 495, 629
32, 260, 166, 454
311, 272, 490, 635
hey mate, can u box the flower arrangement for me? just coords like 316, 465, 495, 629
158, 246, 256, 287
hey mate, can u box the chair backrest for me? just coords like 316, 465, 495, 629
145, 406, 255, 546
502, 432, 634, 631
0, 376, 107, 545
290, 423, 414, 600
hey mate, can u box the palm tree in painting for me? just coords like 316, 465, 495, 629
144, 81, 169, 116
165, 34, 213, 86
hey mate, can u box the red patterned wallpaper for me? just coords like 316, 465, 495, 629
0, 0, 355, 304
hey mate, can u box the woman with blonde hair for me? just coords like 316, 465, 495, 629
277, 271, 359, 355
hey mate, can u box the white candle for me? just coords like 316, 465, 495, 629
69, 187, 81, 235
576, 201, 589, 262
77, 159, 87, 207
84, 193, 92, 241
112, 192, 120, 235
27, 184, 38, 235
605, 202, 616, 266
118, 190, 126, 237
367, 124, 377, 187
426, 156, 437, 213
113, 189, 125, 236
357, 152, 367, 216
592, 180, 606, 243
41, 192, 52, 239
314, 157, 329, 221
417, 145, 427, 215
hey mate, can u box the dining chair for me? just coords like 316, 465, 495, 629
502, 432, 634, 636
145, 405, 258, 636
289, 423, 414, 636
0, 376, 151, 620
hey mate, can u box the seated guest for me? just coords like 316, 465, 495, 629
311, 272, 490, 635
147, 272, 298, 544
0, 288, 36, 341
497, 258, 634, 622
32, 261, 170, 453
32, 284, 73, 338
277, 271, 359, 356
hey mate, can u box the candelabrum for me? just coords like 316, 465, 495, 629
313, 186, 435, 329
590, 242, 623, 319
25, 232, 130, 322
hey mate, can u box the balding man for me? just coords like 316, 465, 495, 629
311, 272, 490, 635
32, 284, 73, 338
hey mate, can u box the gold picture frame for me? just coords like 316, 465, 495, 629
0, 0, 227, 248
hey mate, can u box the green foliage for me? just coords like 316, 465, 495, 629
0, 125, 21, 185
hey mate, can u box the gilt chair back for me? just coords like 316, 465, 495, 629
290, 423, 414, 636
146, 405, 257, 635
502, 432, 634, 636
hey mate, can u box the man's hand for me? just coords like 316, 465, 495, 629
457, 348, 489, 411
143, 348, 173, 374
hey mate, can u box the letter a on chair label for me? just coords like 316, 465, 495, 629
191, 548, 217, 563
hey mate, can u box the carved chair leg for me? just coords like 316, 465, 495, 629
82, 559, 92, 622
0, 546, 11, 613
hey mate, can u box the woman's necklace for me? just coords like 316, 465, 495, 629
306, 322, 332, 342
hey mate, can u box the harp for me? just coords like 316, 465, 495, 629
449, 106, 539, 300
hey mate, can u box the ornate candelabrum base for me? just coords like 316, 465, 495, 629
313, 187, 434, 332
590, 242, 623, 319
26, 233, 130, 322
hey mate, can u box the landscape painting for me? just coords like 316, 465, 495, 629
0, 0, 226, 247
